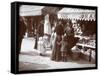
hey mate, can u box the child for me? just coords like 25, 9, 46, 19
38, 37, 46, 56
61, 33, 68, 62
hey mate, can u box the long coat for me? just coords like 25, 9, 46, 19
63, 25, 79, 56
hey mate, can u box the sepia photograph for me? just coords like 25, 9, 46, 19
11, 2, 97, 74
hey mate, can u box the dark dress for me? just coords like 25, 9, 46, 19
51, 24, 64, 61
51, 35, 62, 61
64, 25, 79, 57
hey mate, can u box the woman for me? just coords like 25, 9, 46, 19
51, 21, 64, 61
50, 22, 57, 50
64, 22, 79, 59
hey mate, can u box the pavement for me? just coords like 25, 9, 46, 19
19, 50, 95, 71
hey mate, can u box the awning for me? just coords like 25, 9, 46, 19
42, 6, 62, 15
57, 8, 96, 21
19, 5, 44, 16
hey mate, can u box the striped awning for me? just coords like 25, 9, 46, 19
19, 5, 44, 16
57, 8, 96, 21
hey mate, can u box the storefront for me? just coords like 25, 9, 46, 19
57, 8, 96, 62
20, 5, 44, 37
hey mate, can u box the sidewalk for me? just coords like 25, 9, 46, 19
19, 50, 95, 71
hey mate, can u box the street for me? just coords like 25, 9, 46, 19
19, 50, 95, 71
